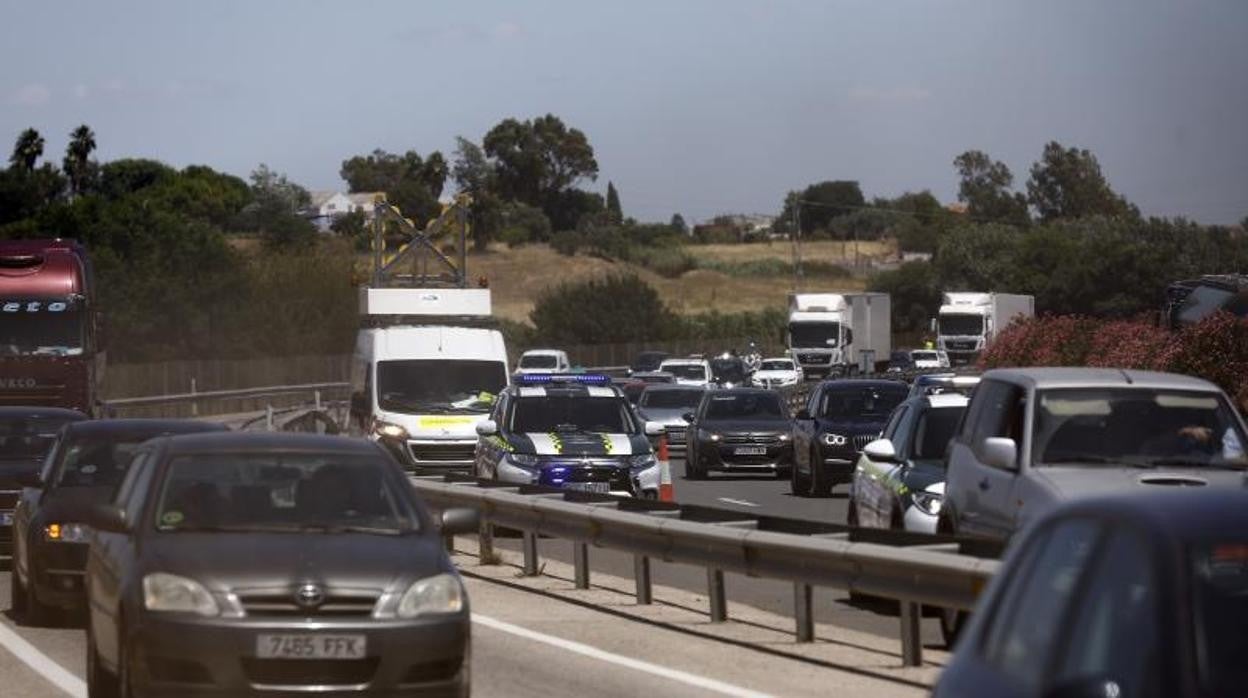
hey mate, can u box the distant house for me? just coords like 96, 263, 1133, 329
306, 191, 385, 232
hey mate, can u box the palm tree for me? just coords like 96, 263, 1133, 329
9, 128, 44, 172
62, 124, 97, 195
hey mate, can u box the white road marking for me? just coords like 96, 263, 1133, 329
717, 497, 760, 508
0, 619, 87, 698
473, 613, 772, 698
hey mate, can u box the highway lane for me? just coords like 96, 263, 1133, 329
0, 570, 926, 698
667, 455, 853, 524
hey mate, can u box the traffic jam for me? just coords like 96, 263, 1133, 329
1, 240, 1246, 696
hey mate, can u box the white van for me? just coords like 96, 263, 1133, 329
516, 349, 571, 374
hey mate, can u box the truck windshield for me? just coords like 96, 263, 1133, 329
1034, 388, 1248, 469
0, 300, 84, 357
938, 314, 983, 336
789, 322, 839, 348
377, 360, 507, 415
510, 397, 635, 434
519, 354, 558, 369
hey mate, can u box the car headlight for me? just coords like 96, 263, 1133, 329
778, 433, 792, 442
395, 573, 464, 619
628, 454, 657, 470
143, 573, 220, 616
698, 429, 721, 442
506, 452, 541, 468
822, 433, 848, 447
374, 421, 408, 440
912, 491, 943, 516
43, 522, 91, 543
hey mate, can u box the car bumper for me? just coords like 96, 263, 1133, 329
697, 444, 793, 472
379, 437, 477, 471
497, 459, 645, 497
127, 613, 470, 695
31, 540, 89, 611
902, 505, 938, 535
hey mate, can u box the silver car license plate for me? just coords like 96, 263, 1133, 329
733, 446, 767, 456
565, 482, 610, 493
256, 634, 366, 660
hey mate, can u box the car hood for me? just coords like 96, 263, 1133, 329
901, 460, 947, 492
1032, 465, 1247, 498
753, 370, 798, 380
508, 431, 650, 457
144, 532, 449, 592
699, 419, 791, 434
815, 418, 888, 435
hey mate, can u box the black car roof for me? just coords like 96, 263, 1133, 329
0, 406, 88, 420
160, 431, 380, 455
1048, 489, 1248, 541
63, 419, 227, 438
819, 379, 907, 391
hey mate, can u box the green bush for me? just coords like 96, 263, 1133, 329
530, 273, 675, 343
550, 229, 583, 256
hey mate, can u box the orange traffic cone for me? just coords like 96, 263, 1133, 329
657, 434, 674, 502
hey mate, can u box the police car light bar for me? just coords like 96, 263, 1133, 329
515, 373, 612, 385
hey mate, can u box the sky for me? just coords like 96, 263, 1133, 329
2, 0, 1246, 224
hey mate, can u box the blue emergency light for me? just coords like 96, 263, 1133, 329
515, 373, 612, 385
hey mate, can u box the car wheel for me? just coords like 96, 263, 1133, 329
87, 618, 118, 698
809, 449, 833, 497
25, 580, 55, 627
10, 566, 28, 619
846, 500, 859, 527
686, 458, 706, 480
789, 459, 811, 496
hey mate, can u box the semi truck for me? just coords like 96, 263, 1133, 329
786, 292, 891, 379
934, 292, 1034, 366
0, 240, 102, 415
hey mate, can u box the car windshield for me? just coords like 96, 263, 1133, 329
662, 363, 706, 381
912, 351, 939, 362
0, 415, 75, 460
912, 405, 966, 461
760, 360, 794, 371
519, 354, 558, 369
703, 393, 786, 421
155, 453, 414, 534
710, 358, 747, 384
939, 314, 983, 336
511, 396, 636, 434
1034, 388, 1248, 468
789, 322, 839, 348
1191, 540, 1248, 695
632, 353, 667, 372
821, 387, 906, 419
56, 437, 146, 487
640, 389, 703, 410
0, 299, 85, 357
377, 359, 507, 415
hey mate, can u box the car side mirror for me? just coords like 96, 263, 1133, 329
16, 469, 43, 488
644, 421, 665, 437
1043, 678, 1123, 698
475, 420, 498, 437
980, 437, 1018, 470
440, 508, 480, 536
681, 412, 695, 423
86, 503, 129, 534
863, 439, 896, 462
796, 408, 811, 420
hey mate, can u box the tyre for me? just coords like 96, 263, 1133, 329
684, 454, 706, 480
790, 459, 811, 496
10, 565, 28, 618
809, 449, 833, 497
846, 500, 859, 527
24, 579, 55, 626
87, 619, 119, 698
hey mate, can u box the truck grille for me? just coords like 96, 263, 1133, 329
945, 341, 977, 351
236, 590, 380, 618
798, 354, 831, 365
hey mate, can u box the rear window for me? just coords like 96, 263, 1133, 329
760, 360, 794, 371
1191, 540, 1248, 695
662, 363, 706, 381
640, 389, 703, 410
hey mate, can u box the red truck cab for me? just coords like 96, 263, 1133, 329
0, 240, 102, 415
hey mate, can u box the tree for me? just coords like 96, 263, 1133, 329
451, 136, 501, 251
482, 114, 598, 226
62, 124, 97, 196
531, 273, 673, 343
605, 181, 622, 223
239, 164, 316, 248
340, 148, 446, 224
670, 213, 688, 235
953, 150, 1030, 225
1026, 141, 1137, 222
867, 261, 940, 333
9, 128, 44, 172
776, 180, 865, 237
497, 202, 552, 246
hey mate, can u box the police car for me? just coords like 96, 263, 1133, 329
473, 374, 665, 497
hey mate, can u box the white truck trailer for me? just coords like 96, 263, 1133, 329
786, 292, 891, 379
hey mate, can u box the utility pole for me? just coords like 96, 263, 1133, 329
791, 202, 803, 293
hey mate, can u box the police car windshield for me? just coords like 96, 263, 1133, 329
511, 396, 636, 434
377, 360, 507, 414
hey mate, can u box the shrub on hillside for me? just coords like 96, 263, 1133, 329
550, 230, 584, 256
530, 273, 675, 344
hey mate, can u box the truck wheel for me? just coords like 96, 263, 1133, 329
809, 449, 833, 497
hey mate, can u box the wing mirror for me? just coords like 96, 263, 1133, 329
475, 420, 498, 437
644, 421, 665, 437
980, 437, 1018, 470
681, 412, 696, 423
440, 508, 480, 536
85, 503, 129, 534
862, 439, 896, 462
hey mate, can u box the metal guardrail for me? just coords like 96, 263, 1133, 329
409, 475, 1000, 666
105, 381, 351, 410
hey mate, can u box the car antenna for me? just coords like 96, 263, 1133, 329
1118, 369, 1134, 385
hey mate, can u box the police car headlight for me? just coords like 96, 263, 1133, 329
628, 454, 657, 470
374, 422, 408, 440
912, 491, 943, 516
506, 453, 541, 468
822, 433, 848, 447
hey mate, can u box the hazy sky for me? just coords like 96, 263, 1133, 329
3, 0, 1246, 224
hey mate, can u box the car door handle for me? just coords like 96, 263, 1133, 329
978, 478, 991, 491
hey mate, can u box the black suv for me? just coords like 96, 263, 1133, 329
685, 388, 793, 479
790, 379, 908, 497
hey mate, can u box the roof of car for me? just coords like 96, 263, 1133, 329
705, 387, 783, 396
161, 431, 379, 455
64, 419, 228, 437
0, 406, 88, 420
505, 383, 622, 398
660, 358, 707, 365
983, 367, 1223, 392
641, 383, 704, 393
819, 379, 907, 391
1047, 489, 1248, 541
521, 349, 564, 356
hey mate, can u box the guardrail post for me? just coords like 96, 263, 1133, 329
707, 569, 727, 622
314, 389, 322, 412
522, 530, 539, 576
573, 542, 589, 589
190, 378, 198, 418
794, 582, 814, 642
633, 555, 652, 604
478, 521, 496, 564
265, 404, 274, 431
900, 600, 922, 666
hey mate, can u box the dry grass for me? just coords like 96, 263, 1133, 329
694, 239, 895, 264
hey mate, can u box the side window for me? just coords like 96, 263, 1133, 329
806, 388, 822, 417
113, 449, 155, 517
967, 381, 1026, 460
978, 518, 1101, 691
39, 436, 64, 484
1051, 531, 1162, 698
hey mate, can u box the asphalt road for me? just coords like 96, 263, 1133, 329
667, 454, 853, 524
